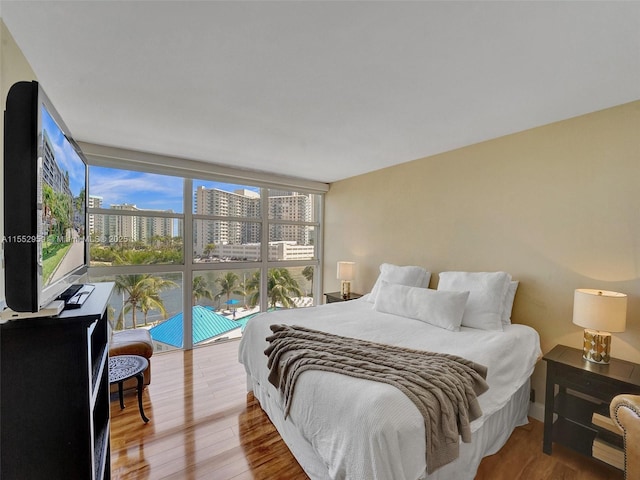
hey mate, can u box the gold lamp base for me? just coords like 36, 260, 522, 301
341, 280, 351, 299
582, 329, 612, 364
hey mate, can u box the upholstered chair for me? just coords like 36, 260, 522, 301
610, 394, 640, 479
109, 329, 154, 391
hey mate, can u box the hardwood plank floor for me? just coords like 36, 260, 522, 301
110, 339, 624, 480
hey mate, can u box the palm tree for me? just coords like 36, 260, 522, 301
268, 268, 303, 308
302, 265, 314, 297
214, 271, 242, 309
52, 189, 72, 238
140, 276, 176, 325
112, 249, 143, 265
244, 271, 261, 307
149, 235, 164, 248
244, 268, 304, 309
139, 289, 167, 326
192, 275, 214, 305
236, 274, 250, 308
115, 309, 125, 331
42, 184, 71, 239
114, 274, 177, 328
114, 274, 147, 329
73, 187, 85, 228
203, 243, 216, 258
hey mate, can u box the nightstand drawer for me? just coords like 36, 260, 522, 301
555, 364, 626, 401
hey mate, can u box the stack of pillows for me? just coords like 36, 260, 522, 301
365, 263, 518, 332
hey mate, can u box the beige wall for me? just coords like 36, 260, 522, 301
0, 19, 38, 306
324, 100, 640, 408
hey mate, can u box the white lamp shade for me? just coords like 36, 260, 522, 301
337, 261, 355, 281
572, 288, 627, 333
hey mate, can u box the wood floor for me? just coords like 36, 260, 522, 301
110, 339, 624, 480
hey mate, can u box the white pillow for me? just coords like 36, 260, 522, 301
437, 271, 511, 331
367, 263, 431, 303
502, 281, 519, 325
374, 282, 469, 331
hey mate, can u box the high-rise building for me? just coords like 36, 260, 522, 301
193, 187, 313, 259
41, 131, 75, 237
87, 195, 103, 238
107, 204, 138, 242
41, 131, 73, 200
194, 187, 261, 254
268, 192, 312, 246
104, 203, 174, 244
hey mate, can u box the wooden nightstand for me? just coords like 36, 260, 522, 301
543, 344, 640, 469
324, 292, 363, 303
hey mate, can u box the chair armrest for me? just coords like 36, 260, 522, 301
610, 394, 640, 478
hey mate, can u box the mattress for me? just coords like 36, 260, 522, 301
238, 298, 541, 480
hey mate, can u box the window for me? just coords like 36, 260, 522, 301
88, 164, 324, 351
88, 167, 183, 266
267, 189, 319, 261
92, 271, 184, 352
193, 180, 261, 262
191, 268, 259, 344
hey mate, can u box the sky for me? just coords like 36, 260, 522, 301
88, 166, 259, 213
42, 106, 86, 197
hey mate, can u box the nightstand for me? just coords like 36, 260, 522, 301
324, 291, 363, 303
543, 344, 640, 469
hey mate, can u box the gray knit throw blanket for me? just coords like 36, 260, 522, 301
264, 323, 489, 473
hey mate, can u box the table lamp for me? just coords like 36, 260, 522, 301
572, 288, 627, 364
337, 261, 355, 299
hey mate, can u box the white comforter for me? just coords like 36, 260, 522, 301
238, 298, 541, 480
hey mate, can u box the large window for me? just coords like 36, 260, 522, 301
88, 167, 184, 266
88, 165, 323, 351
92, 271, 183, 352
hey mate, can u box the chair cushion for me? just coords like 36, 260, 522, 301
109, 329, 154, 358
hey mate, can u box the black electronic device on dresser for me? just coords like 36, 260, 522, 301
0, 282, 114, 480
543, 344, 640, 471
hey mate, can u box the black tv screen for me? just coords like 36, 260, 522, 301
4, 81, 88, 313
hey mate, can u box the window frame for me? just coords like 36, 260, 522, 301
84, 143, 326, 350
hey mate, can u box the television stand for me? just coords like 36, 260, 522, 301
1, 282, 113, 479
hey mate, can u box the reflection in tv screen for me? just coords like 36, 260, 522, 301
40, 106, 86, 287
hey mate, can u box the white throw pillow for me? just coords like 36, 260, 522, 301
437, 271, 511, 331
374, 282, 469, 331
367, 263, 431, 303
502, 281, 519, 325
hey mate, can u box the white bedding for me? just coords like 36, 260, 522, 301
238, 298, 541, 480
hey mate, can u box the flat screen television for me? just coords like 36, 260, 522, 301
4, 81, 88, 313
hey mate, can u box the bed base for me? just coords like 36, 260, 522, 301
246, 374, 531, 480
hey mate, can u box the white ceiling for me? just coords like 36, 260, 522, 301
2, 1, 639, 184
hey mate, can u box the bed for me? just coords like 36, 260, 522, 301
238, 266, 541, 480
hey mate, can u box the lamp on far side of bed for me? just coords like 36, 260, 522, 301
572, 288, 627, 364
337, 261, 355, 299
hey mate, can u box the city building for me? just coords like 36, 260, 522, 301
194, 187, 313, 259
41, 130, 73, 201
102, 203, 175, 244
87, 195, 103, 238
198, 241, 315, 262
